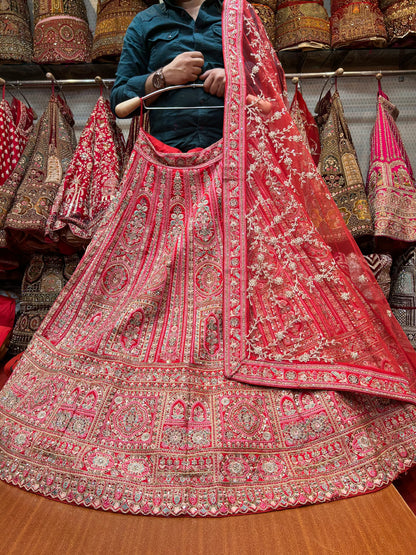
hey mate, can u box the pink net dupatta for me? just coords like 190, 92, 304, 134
223, 1, 416, 402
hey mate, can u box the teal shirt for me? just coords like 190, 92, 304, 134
110, 0, 224, 151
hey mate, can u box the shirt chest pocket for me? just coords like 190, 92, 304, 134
148, 29, 180, 70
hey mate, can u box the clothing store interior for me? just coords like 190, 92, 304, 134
1, 0, 416, 552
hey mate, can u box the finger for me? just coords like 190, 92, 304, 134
211, 82, 220, 97
192, 58, 204, 68
188, 53, 204, 65
202, 74, 214, 91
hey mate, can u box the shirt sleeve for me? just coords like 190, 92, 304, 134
110, 17, 152, 118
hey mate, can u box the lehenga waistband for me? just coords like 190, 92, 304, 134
136, 129, 224, 169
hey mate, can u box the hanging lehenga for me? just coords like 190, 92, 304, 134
366, 82, 416, 248
46, 95, 126, 247
0, 88, 34, 190
1, 0, 416, 517
316, 88, 374, 248
0, 87, 35, 269
0, 91, 76, 253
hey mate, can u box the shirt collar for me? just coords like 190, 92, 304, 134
162, 0, 223, 12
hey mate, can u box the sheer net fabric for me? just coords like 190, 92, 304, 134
0, 0, 416, 517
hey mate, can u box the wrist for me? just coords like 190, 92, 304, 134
161, 65, 173, 86
152, 67, 166, 90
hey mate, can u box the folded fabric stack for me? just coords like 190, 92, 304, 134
32, 0, 93, 63
0, 0, 32, 63
330, 0, 387, 48
380, 0, 416, 47
250, 0, 277, 48
92, 0, 148, 62
274, 0, 330, 51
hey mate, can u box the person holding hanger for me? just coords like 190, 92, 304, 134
110, 0, 225, 152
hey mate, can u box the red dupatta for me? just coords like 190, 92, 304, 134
222, 0, 416, 402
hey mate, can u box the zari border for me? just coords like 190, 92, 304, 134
230, 361, 416, 403
222, 0, 248, 372
1, 441, 415, 516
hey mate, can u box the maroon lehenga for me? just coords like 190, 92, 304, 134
1, 0, 416, 517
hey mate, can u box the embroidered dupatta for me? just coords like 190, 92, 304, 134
222, 1, 416, 400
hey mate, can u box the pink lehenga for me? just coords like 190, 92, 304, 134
1, 0, 416, 517
367, 82, 416, 245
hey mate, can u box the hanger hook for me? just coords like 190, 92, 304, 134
46, 72, 57, 95
94, 75, 105, 97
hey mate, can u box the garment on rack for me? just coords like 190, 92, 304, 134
274, 0, 330, 51
389, 246, 416, 349
47, 96, 126, 246
0, 93, 76, 253
316, 89, 373, 245
0, 95, 34, 189
289, 86, 320, 165
380, 0, 416, 47
364, 253, 393, 298
330, 0, 387, 49
32, 0, 92, 63
1, 0, 416, 517
366, 88, 416, 245
8, 253, 80, 357
0, 0, 33, 63
92, 0, 148, 62
0, 94, 35, 256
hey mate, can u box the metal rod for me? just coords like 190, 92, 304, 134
0, 78, 115, 88
285, 69, 416, 79
1, 69, 416, 88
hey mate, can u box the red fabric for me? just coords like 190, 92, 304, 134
289, 86, 320, 165
366, 87, 416, 243
0, 94, 34, 188
0, 296, 15, 327
3, 352, 23, 377
0, 0, 416, 518
223, 2, 416, 399
0, 326, 11, 345
47, 96, 125, 245
144, 131, 204, 154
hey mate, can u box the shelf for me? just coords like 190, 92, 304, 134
278, 48, 416, 74
0, 63, 118, 83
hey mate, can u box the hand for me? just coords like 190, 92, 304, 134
200, 68, 226, 97
163, 51, 205, 85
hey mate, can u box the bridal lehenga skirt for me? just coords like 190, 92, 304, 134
0, 131, 416, 517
